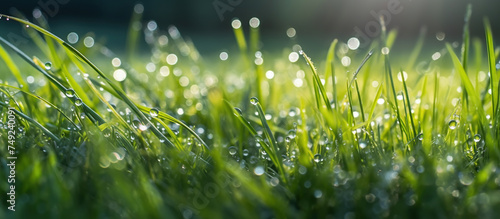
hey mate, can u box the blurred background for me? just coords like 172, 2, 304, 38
1, 0, 498, 54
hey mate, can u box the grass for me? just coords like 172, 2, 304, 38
1, 5, 500, 219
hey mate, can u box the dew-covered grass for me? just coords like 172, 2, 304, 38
1, 5, 500, 219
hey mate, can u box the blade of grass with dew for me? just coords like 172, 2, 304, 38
354, 81, 366, 123
300, 50, 332, 112
446, 43, 500, 160
348, 49, 374, 89
325, 39, 338, 109
250, 97, 287, 183
44, 33, 94, 107
485, 18, 498, 125
0, 84, 80, 130
401, 68, 417, 140
88, 76, 208, 150
229, 102, 286, 182
0, 101, 59, 141
459, 4, 472, 143
82, 75, 157, 149
0, 36, 105, 126
385, 57, 406, 143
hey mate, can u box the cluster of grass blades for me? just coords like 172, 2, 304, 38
1, 4, 500, 218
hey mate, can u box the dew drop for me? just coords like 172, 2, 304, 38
65, 89, 75, 98
254, 166, 265, 176
44, 62, 52, 70
418, 133, 424, 141
228, 146, 237, 156
473, 134, 481, 143
234, 107, 243, 116
359, 142, 367, 149
288, 129, 297, 139
448, 120, 458, 130
75, 98, 83, 106
314, 190, 323, 198
314, 154, 322, 163
242, 149, 249, 156
269, 177, 279, 186
150, 108, 159, 117
132, 119, 141, 129
250, 97, 259, 105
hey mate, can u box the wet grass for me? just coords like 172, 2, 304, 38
1, 5, 500, 219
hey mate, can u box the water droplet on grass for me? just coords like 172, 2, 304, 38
65, 89, 75, 98
359, 142, 367, 149
228, 146, 237, 156
234, 107, 243, 116
449, 120, 458, 130
269, 177, 279, 186
249, 17, 260, 28
242, 149, 249, 156
44, 62, 52, 70
314, 154, 322, 163
254, 166, 265, 176
75, 98, 83, 106
250, 97, 259, 105
314, 190, 323, 198
474, 134, 481, 142
231, 19, 241, 29
418, 134, 424, 141
150, 108, 159, 117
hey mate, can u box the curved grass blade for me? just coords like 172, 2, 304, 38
0, 101, 59, 141
300, 50, 332, 111
446, 43, 500, 160
401, 68, 417, 139
227, 100, 287, 184
0, 84, 80, 130
87, 76, 209, 150
484, 18, 498, 121
0, 36, 105, 126
349, 49, 374, 89
385, 56, 407, 142
0, 14, 179, 148
325, 39, 338, 109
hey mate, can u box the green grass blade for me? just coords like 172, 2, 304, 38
349, 50, 374, 89
300, 50, 332, 111
446, 43, 500, 160
0, 36, 105, 125
0, 102, 59, 141
484, 18, 498, 122
401, 68, 417, 140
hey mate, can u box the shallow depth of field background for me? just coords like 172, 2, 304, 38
2, 0, 499, 54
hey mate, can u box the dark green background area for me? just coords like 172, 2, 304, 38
1, 0, 498, 54
3, 0, 498, 35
